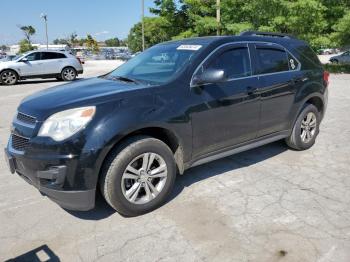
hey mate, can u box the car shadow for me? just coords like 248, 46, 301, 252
66, 141, 288, 220
15, 78, 83, 85
16, 79, 61, 85
4, 244, 60, 262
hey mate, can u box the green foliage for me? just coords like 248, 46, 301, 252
85, 34, 100, 53
0, 45, 8, 52
332, 10, 350, 47
128, 17, 172, 52
105, 37, 121, 47
126, 0, 350, 51
19, 25, 36, 44
18, 39, 36, 54
324, 63, 350, 73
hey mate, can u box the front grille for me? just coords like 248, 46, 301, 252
11, 134, 29, 151
17, 112, 36, 125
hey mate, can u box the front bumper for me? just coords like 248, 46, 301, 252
4, 146, 96, 211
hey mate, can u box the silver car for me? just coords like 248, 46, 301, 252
0, 50, 83, 85
330, 51, 350, 64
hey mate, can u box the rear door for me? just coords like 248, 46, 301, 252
41, 52, 66, 74
252, 43, 301, 136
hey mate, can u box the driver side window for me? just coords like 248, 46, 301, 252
206, 47, 252, 79
25, 52, 41, 61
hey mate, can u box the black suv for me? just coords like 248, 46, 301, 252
5, 32, 329, 216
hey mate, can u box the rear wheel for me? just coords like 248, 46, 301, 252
0, 70, 18, 85
61, 67, 77, 81
286, 104, 320, 150
100, 136, 176, 216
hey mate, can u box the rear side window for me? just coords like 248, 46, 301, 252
206, 47, 252, 78
256, 48, 289, 74
41, 52, 66, 60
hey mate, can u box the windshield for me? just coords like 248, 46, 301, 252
105, 43, 203, 85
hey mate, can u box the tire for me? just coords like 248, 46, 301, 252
0, 70, 18, 85
100, 136, 176, 216
285, 104, 320, 150
61, 67, 77, 81
331, 59, 339, 64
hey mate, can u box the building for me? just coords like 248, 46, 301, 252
9, 44, 69, 55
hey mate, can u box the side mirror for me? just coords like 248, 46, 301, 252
20, 58, 28, 62
192, 69, 227, 86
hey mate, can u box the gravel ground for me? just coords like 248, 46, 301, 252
0, 62, 349, 262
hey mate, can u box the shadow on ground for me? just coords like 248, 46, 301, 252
67, 141, 287, 220
5, 244, 60, 262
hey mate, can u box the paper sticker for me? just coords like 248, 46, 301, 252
177, 45, 202, 51
290, 59, 296, 70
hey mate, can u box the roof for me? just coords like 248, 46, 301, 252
160, 33, 305, 47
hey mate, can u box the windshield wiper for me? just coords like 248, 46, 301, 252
110, 75, 139, 84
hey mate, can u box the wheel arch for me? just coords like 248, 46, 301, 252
0, 68, 20, 77
98, 126, 186, 182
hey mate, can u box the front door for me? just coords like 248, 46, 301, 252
17, 52, 43, 76
190, 43, 261, 159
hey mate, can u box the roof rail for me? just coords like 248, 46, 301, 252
239, 31, 294, 39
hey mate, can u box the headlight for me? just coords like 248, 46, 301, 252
38, 106, 96, 141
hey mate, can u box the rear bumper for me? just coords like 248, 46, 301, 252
77, 69, 83, 75
4, 146, 96, 211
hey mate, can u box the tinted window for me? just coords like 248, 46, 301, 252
25, 52, 41, 61
256, 48, 289, 74
207, 47, 251, 78
288, 53, 299, 70
41, 52, 66, 60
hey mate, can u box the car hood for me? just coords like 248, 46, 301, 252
19, 77, 149, 120
0, 60, 18, 68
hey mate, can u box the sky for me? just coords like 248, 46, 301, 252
0, 0, 155, 45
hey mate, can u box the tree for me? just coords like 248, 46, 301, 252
0, 45, 8, 52
18, 39, 36, 53
85, 34, 100, 53
105, 37, 120, 47
127, 0, 350, 50
332, 10, 350, 47
128, 17, 172, 52
19, 25, 36, 45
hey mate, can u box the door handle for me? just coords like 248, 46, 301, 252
247, 86, 258, 95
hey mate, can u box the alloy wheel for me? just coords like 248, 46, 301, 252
62, 68, 76, 80
121, 153, 168, 204
300, 112, 317, 143
1, 71, 17, 85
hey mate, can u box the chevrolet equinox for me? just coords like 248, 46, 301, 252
5, 32, 329, 216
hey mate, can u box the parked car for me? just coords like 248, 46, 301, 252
5, 31, 328, 216
0, 50, 83, 85
318, 48, 338, 55
0, 55, 17, 62
330, 51, 350, 64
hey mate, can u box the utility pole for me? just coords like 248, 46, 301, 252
141, 0, 145, 51
216, 0, 221, 36
40, 13, 48, 49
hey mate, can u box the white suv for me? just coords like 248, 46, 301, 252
0, 50, 83, 85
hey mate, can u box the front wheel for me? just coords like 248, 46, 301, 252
100, 136, 176, 216
61, 67, 77, 81
0, 70, 18, 85
286, 104, 320, 150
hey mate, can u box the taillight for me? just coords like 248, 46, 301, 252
323, 71, 330, 87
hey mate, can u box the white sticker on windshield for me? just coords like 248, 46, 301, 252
177, 45, 202, 51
